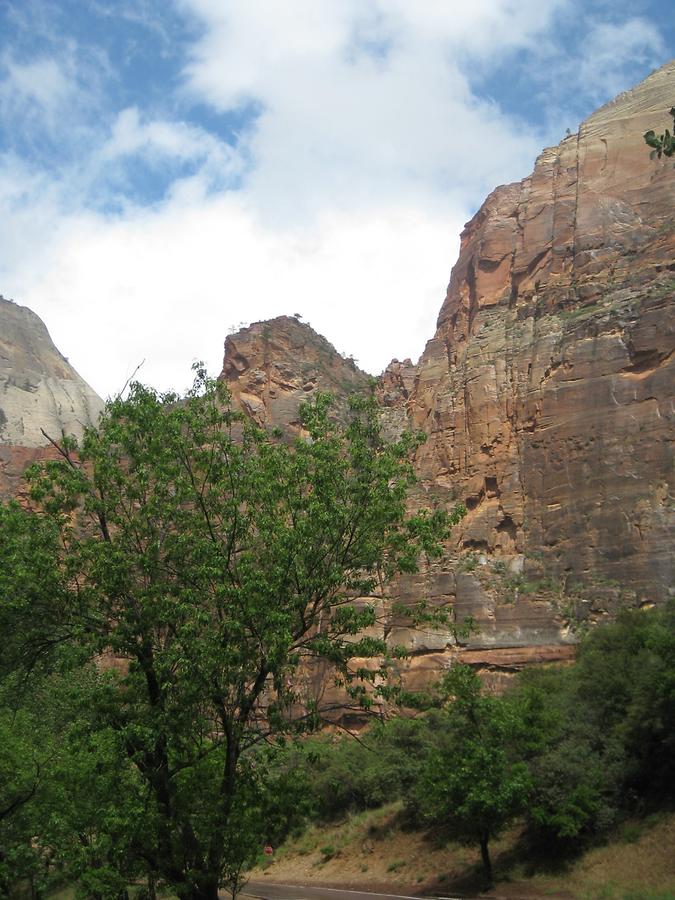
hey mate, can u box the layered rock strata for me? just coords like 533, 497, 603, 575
0, 296, 103, 498
2, 65, 673, 697
220, 315, 372, 429
408, 60, 675, 617
221, 64, 675, 686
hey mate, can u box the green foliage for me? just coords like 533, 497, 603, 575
515, 603, 675, 850
622, 892, 675, 900
386, 859, 406, 872
0, 666, 142, 898
286, 715, 432, 823
1, 368, 454, 899
457, 552, 478, 572
0, 501, 71, 678
5, 362, 673, 894
644, 107, 675, 158
319, 844, 336, 862
412, 666, 532, 885
575, 603, 675, 799
284, 604, 675, 884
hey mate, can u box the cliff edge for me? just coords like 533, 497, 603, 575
0, 296, 103, 497
220, 64, 675, 686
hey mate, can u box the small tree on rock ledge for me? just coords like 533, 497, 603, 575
644, 106, 675, 158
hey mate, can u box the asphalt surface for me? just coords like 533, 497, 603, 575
244, 882, 462, 900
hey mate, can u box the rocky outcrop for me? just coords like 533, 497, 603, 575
221, 64, 675, 685
408, 61, 674, 618
221, 315, 372, 428
2, 66, 672, 697
0, 296, 103, 498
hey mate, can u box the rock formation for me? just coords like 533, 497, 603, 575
221, 63, 675, 683
403, 59, 674, 651
0, 296, 103, 498
221, 315, 372, 428
2, 63, 673, 691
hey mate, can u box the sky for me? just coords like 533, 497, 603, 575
0, 0, 673, 399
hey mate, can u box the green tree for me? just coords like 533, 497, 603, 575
0, 665, 141, 900
0, 682, 46, 897
571, 603, 675, 804
290, 714, 434, 822
0, 500, 146, 898
517, 604, 675, 850
520, 672, 621, 850
414, 666, 531, 887
7, 369, 459, 900
0, 500, 71, 680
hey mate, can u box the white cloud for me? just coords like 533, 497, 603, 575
179, 0, 566, 220
0, 37, 112, 157
0, 55, 74, 131
577, 18, 666, 102
1, 0, 669, 403
9, 190, 462, 399
1, 56, 70, 108
512, 12, 668, 127
98, 107, 246, 196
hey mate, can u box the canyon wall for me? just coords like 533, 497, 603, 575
2, 63, 673, 693
220, 63, 675, 685
221, 315, 372, 429
0, 296, 103, 499
400, 60, 675, 667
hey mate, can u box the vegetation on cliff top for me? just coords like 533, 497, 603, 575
644, 105, 675, 158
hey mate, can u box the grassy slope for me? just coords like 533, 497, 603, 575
44, 808, 675, 899
252, 804, 675, 900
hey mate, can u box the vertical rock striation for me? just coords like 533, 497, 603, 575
220, 64, 674, 681
408, 61, 674, 619
3, 64, 672, 690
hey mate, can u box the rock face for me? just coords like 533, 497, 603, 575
0, 296, 103, 498
1, 66, 672, 693
408, 60, 675, 626
222, 64, 675, 682
221, 315, 372, 428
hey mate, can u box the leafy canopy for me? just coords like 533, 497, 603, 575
413, 666, 531, 886
7, 368, 460, 899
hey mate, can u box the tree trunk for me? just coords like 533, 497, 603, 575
0, 849, 11, 899
180, 879, 220, 900
479, 833, 493, 887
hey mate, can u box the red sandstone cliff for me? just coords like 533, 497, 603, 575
220, 315, 372, 429
2, 65, 673, 687
408, 61, 674, 606
219, 63, 674, 681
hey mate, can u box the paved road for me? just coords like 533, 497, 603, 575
244, 882, 463, 900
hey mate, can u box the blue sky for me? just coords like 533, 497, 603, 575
0, 0, 673, 397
